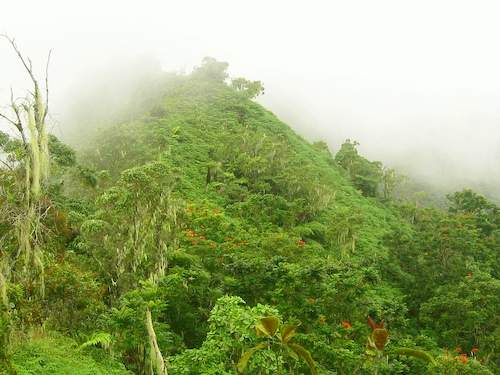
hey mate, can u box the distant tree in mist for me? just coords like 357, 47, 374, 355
334, 139, 382, 197
192, 57, 229, 82
231, 77, 264, 99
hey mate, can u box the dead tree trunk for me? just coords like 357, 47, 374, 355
145, 307, 167, 375
0, 35, 52, 297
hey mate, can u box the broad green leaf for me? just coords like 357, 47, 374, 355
237, 342, 267, 373
286, 346, 299, 361
288, 343, 317, 375
280, 324, 298, 343
392, 347, 436, 365
255, 316, 280, 337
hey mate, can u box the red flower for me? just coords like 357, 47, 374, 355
298, 239, 305, 247
341, 320, 352, 329
471, 347, 479, 354
186, 230, 197, 238
455, 354, 468, 364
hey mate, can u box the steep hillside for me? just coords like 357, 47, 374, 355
1, 58, 498, 374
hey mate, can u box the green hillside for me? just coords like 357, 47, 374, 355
0, 58, 498, 374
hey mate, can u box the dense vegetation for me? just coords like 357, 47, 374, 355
0, 56, 499, 374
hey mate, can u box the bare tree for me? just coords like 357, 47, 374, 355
0, 34, 52, 298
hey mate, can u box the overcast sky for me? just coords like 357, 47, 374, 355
1, 0, 500, 193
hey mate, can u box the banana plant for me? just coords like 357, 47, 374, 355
238, 316, 317, 375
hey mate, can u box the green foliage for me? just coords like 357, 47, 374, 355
81, 159, 183, 294
170, 296, 279, 374
48, 135, 76, 167
334, 139, 383, 197
79, 332, 112, 350
391, 348, 435, 365
238, 315, 317, 374
2, 57, 499, 374
192, 57, 229, 82
447, 189, 499, 235
420, 271, 500, 365
231, 78, 264, 99
11, 336, 131, 375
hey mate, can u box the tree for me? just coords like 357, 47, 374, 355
334, 140, 382, 197
381, 167, 406, 201
0, 36, 52, 363
81, 160, 183, 297
231, 78, 264, 99
447, 189, 499, 235
327, 207, 363, 256
419, 272, 500, 367
192, 57, 229, 82
145, 306, 168, 375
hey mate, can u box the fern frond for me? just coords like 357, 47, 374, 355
79, 332, 112, 351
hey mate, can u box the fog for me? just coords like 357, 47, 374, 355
1, 0, 500, 198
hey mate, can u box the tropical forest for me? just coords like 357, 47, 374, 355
0, 40, 499, 375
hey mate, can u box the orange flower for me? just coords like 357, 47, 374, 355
455, 354, 468, 364
471, 347, 479, 354
455, 346, 462, 353
298, 239, 306, 247
341, 320, 352, 329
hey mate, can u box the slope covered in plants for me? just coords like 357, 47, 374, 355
1, 58, 498, 374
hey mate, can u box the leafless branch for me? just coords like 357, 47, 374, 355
0, 112, 17, 127
9, 89, 27, 146
0, 159, 14, 172
43, 49, 52, 122
1, 34, 37, 86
